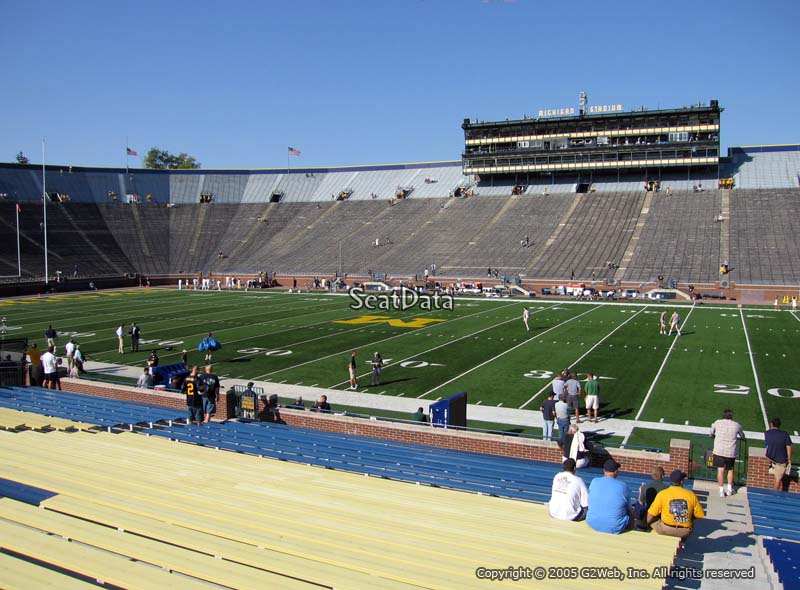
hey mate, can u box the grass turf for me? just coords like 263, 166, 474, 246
3, 288, 799, 446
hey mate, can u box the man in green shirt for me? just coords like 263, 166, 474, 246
584, 373, 600, 423
412, 407, 428, 423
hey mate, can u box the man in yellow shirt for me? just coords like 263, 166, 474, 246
25, 342, 43, 386
646, 470, 704, 540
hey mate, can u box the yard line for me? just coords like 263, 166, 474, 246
7, 289, 315, 326
518, 306, 649, 409
327, 303, 562, 388
87, 303, 355, 362
253, 302, 521, 379
417, 306, 599, 399
24, 296, 345, 357
739, 308, 770, 429
621, 305, 696, 446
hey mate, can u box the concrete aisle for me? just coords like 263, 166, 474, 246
666, 481, 779, 590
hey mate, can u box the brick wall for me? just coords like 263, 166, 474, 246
61, 379, 231, 421
747, 447, 800, 492
61, 379, 689, 475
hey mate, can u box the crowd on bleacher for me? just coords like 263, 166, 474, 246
549, 457, 704, 542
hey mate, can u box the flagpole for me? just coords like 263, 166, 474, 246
126, 136, 129, 174
15, 204, 21, 277
42, 138, 48, 284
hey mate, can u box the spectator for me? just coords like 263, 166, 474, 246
560, 424, 590, 469
202, 365, 220, 424
565, 371, 581, 423
136, 367, 152, 388
65, 339, 76, 373
314, 395, 331, 412
41, 346, 58, 390
765, 417, 793, 491
548, 458, 589, 521
371, 352, 383, 386
412, 407, 428, 423
26, 343, 43, 386
287, 397, 306, 410
710, 409, 745, 497
668, 310, 681, 336
116, 324, 125, 354
540, 392, 557, 441
181, 366, 204, 426
586, 459, 634, 534
646, 470, 704, 541
129, 322, 141, 352
634, 466, 667, 527
53, 358, 63, 390
201, 332, 217, 364
552, 371, 566, 398
348, 351, 358, 390
555, 394, 571, 444
45, 325, 57, 348
584, 373, 600, 423
73, 345, 86, 375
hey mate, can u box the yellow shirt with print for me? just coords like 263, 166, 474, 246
647, 486, 704, 528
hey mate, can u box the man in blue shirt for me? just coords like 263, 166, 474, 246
765, 417, 793, 491
587, 459, 634, 534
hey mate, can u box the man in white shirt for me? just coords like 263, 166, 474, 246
41, 346, 58, 389
668, 311, 681, 336
64, 339, 76, 373
549, 458, 589, 521
116, 325, 124, 354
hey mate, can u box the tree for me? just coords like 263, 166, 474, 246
143, 147, 200, 170
16, 151, 29, 165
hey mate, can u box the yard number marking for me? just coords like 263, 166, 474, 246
713, 383, 750, 395
768, 388, 800, 399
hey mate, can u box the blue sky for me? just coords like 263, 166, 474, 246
1, 0, 798, 169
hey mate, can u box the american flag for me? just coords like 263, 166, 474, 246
288, 147, 301, 156
126, 147, 138, 156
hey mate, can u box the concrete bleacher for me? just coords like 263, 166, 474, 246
731, 147, 800, 189
525, 192, 644, 280
624, 190, 723, 283
169, 173, 202, 203
3, 156, 800, 284
97, 202, 172, 275
0, 421, 680, 590
728, 189, 800, 284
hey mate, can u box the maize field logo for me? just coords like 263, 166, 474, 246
335, 314, 447, 329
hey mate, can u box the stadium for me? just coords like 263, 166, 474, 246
1, 91, 799, 588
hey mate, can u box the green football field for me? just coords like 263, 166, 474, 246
2, 288, 799, 452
